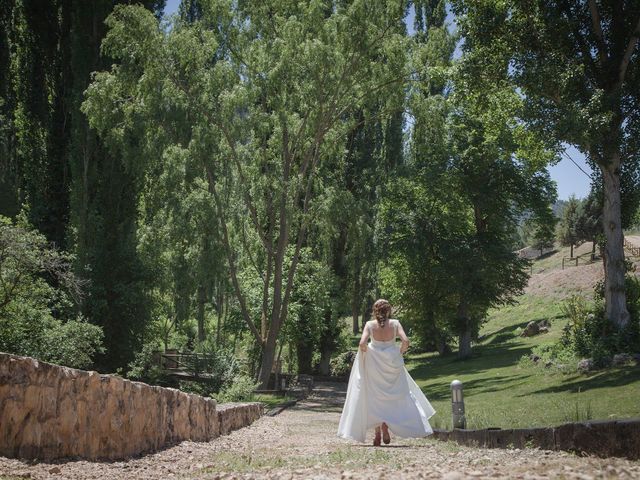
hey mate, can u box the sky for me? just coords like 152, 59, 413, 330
162, 0, 593, 201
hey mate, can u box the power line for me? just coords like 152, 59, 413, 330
561, 150, 593, 180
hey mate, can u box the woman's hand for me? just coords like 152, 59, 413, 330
400, 340, 409, 354
359, 341, 368, 353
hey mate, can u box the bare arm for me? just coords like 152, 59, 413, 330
359, 322, 370, 352
397, 321, 410, 354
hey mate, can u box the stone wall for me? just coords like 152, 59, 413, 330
432, 419, 640, 460
0, 353, 263, 461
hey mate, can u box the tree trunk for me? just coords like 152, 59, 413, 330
318, 308, 334, 376
361, 295, 374, 331
570, 243, 574, 258
352, 270, 361, 334
257, 337, 276, 389
196, 284, 206, 343
437, 336, 452, 356
600, 160, 630, 328
458, 329, 472, 359
457, 303, 472, 359
296, 339, 313, 374
318, 345, 331, 376
351, 255, 362, 334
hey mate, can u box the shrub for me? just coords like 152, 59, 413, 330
127, 342, 170, 385
0, 215, 104, 369
518, 342, 577, 373
186, 344, 239, 393
217, 374, 260, 402
330, 350, 356, 377
560, 276, 640, 365
41, 318, 104, 369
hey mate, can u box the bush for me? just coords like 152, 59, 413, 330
560, 277, 640, 365
127, 342, 170, 385
186, 344, 239, 393
178, 379, 214, 397
217, 375, 260, 402
330, 351, 356, 377
41, 318, 104, 369
0, 215, 104, 369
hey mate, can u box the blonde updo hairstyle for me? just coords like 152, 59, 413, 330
372, 299, 392, 328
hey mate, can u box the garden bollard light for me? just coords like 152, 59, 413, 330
451, 379, 466, 429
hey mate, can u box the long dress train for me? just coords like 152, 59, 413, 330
337, 319, 435, 442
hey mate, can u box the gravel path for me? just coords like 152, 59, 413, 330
1, 382, 639, 479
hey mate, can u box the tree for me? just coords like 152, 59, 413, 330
83, 1, 407, 387
0, 0, 165, 371
557, 196, 581, 258
531, 217, 557, 257
446, 93, 554, 358
575, 192, 603, 258
454, 0, 640, 329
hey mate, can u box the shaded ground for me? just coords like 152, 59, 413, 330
1, 382, 639, 479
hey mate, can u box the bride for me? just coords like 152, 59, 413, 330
337, 299, 435, 445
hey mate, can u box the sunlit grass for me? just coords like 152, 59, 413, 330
254, 393, 295, 409
406, 290, 640, 430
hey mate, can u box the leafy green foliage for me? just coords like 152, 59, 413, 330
217, 375, 260, 403
556, 196, 581, 255
0, 215, 104, 368
126, 342, 170, 386
453, 0, 640, 329
329, 351, 356, 377
543, 276, 640, 367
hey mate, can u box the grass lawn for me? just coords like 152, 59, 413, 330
254, 392, 296, 409
400, 249, 640, 430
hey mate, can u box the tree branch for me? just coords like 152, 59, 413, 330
618, 14, 640, 87
588, 0, 609, 65
205, 164, 263, 345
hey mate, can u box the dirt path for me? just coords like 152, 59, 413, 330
1, 382, 639, 479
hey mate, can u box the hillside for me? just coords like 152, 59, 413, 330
406, 242, 640, 430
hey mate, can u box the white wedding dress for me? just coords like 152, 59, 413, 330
337, 319, 435, 442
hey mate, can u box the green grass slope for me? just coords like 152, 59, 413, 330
405, 244, 640, 430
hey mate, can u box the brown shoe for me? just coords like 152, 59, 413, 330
382, 423, 390, 444
373, 427, 381, 446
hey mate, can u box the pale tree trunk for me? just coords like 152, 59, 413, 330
196, 284, 206, 343
352, 259, 361, 334
600, 159, 630, 328
458, 330, 472, 359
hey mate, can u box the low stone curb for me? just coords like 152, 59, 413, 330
0, 352, 264, 461
431, 418, 640, 460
